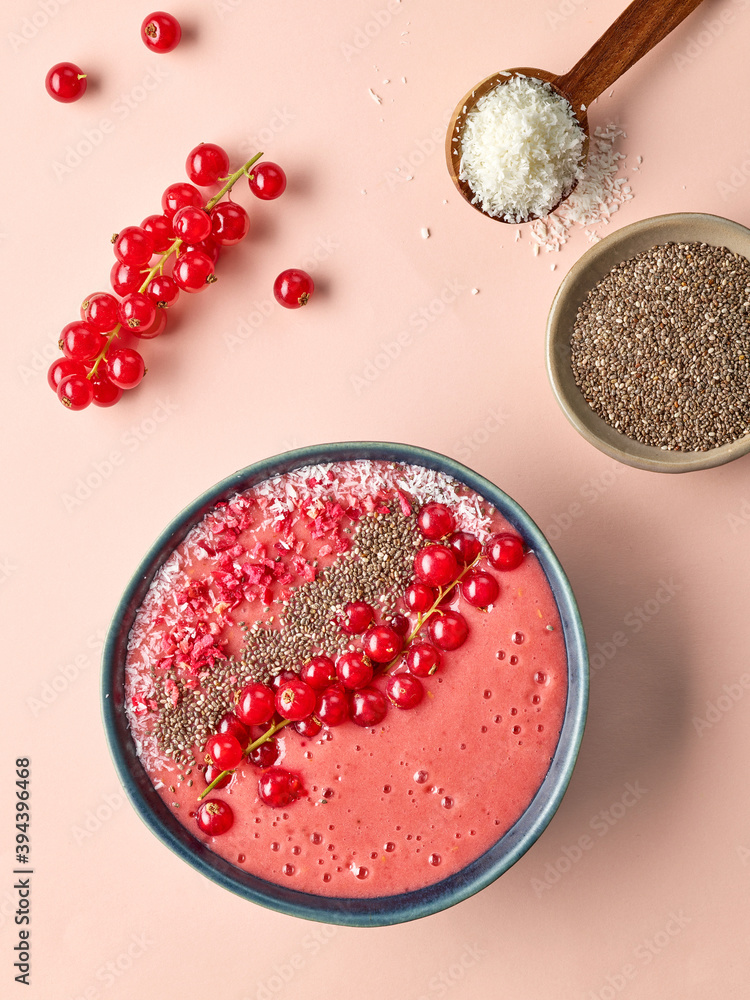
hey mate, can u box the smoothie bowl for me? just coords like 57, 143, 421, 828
103, 442, 588, 925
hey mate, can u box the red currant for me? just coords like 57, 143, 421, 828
274, 269, 314, 308
119, 292, 156, 331
417, 502, 455, 540
141, 213, 174, 252
204, 763, 231, 789
161, 182, 202, 220
407, 642, 442, 677
448, 530, 482, 566
335, 651, 373, 690
81, 292, 119, 333
300, 655, 335, 690
247, 737, 281, 768
196, 799, 233, 835
339, 600, 375, 635
110, 260, 143, 297
386, 613, 410, 637
205, 733, 244, 771
258, 767, 304, 808
217, 712, 249, 744
45, 62, 87, 103
404, 581, 436, 613
57, 373, 94, 410
275, 678, 316, 721
132, 309, 167, 340
236, 683, 275, 726
145, 275, 180, 309
141, 11, 181, 53
294, 716, 322, 737
363, 624, 402, 663
90, 374, 123, 407
210, 202, 249, 246
59, 321, 104, 362
414, 544, 459, 588
113, 226, 153, 267
173, 250, 215, 293
179, 238, 221, 264
429, 610, 469, 650
248, 162, 287, 200
48, 357, 85, 392
186, 143, 230, 186
350, 687, 388, 727
486, 533, 525, 571
172, 205, 212, 243
462, 570, 500, 608
386, 674, 424, 710
106, 347, 146, 390
316, 685, 349, 726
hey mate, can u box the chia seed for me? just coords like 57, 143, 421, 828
570, 241, 750, 451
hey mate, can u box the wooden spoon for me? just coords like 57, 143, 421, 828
446, 0, 706, 223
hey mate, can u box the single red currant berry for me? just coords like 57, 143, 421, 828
217, 712, 249, 744
45, 62, 87, 102
110, 260, 143, 297
57, 373, 94, 410
145, 275, 180, 309
275, 678, 316, 721
90, 374, 123, 407
294, 716, 322, 738
350, 687, 388, 727
196, 799, 233, 835
448, 530, 482, 566
107, 348, 145, 390
172, 205, 212, 243
173, 250, 215, 293
248, 162, 287, 200
81, 292, 119, 333
48, 357, 85, 392
339, 600, 375, 635
316, 685, 349, 726
407, 642, 442, 677
113, 226, 153, 267
417, 502, 456, 540
462, 570, 500, 608
247, 737, 281, 768
141, 11, 181, 53
132, 309, 167, 340
486, 533, 525, 571
186, 143, 230, 186
59, 321, 104, 362
205, 733, 244, 771
404, 581, 436, 613
386, 674, 424, 710
271, 670, 299, 691
414, 544, 459, 588
119, 292, 156, 331
161, 181, 202, 219
300, 655, 336, 690
335, 651, 373, 690
210, 202, 249, 246
236, 683, 275, 726
258, 767, 304, 808
363, 625, 402, 664
429, 610, 469, 651
274, 269, 314, 308
141, 214, 175, 252
204, 763, 231, 789
386, 613, 410, 637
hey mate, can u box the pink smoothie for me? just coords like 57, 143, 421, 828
125, 461, 567, 898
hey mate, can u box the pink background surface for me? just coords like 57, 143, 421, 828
2, 0, 750, 996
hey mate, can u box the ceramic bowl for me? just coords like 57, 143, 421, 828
546, 213, 750, 473
102, 442, 588, 925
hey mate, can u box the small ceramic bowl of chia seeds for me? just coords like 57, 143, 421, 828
546, 213, 750, 472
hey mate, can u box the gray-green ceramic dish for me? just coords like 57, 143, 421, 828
546, 213, 750, 473
102, 442, 588, 925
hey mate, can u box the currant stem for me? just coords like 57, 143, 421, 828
87, 152, 264, 380
196, 715, 291, 801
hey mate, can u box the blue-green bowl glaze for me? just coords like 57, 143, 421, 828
102, 442, 588, 926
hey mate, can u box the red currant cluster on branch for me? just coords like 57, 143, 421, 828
48, 144, 290, 412
195, 502, 527, 838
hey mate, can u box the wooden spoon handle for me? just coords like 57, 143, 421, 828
556, 0, 706, 108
